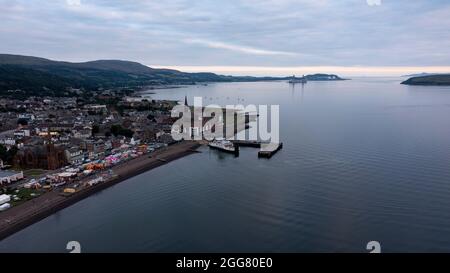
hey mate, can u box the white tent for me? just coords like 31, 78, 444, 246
0, 203, 11, 211
0, 194, 11, 205
57, 172, 77, 178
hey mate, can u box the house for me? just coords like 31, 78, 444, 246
73, 127, 92, 139
135, 127, 161, 142
84, 104, 107, 114
123, 96, 147, 103
18, 113, 35, 121
0, 138, 16, 146
64, 147, 85, 164
14, 129, 31, 138
85, 140, 106, 159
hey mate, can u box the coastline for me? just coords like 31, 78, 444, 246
0, 141, 201, 241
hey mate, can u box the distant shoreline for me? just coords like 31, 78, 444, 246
0, 54, 348, 98
0, 141, 201, 241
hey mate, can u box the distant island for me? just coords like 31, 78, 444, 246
401, 74, 450, 86
304, 74, 346, 81
0, 54, 346, 97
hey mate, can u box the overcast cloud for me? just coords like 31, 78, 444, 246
0, 0, 449, 75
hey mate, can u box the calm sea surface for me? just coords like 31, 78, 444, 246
2, 78, 450, 252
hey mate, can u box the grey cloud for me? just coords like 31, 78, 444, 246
0, 0, 449, 67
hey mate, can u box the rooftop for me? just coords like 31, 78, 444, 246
0, 170, 22, 178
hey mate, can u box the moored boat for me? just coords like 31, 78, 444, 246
208, 139, 239, 155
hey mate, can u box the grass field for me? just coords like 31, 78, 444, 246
7, 188, 41, 207
23, 169, 46, 177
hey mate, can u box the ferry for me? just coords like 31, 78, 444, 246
288, 75, 307, 84
208, 139, 238, 154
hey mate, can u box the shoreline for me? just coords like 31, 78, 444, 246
0, 141, 201, 241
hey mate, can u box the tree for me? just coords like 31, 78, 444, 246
110, 125, 134, 138
5, 146, 18, 164
120, 128, 134, 138
17, 118, 28, 126
110, 125, 120, 136
0, 145, 7, 162
0, 144, 18, 165
92, 124, 100, 135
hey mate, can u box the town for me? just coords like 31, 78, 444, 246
0, 87, 280, 241
0, 90, 182, 212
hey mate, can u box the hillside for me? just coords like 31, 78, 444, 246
0, 54, 219, 88
0, 64, 79, 96
401, 74, 450, 86
0, 54, 348, 97
0, 54, 284, 96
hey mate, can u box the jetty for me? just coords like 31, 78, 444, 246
258, 142, 283, 158
231, 140, 263, 148
230, 140, 283, 158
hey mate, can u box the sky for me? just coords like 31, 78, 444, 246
0, 0, 449, 76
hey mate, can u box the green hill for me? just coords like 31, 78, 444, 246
0, 54, 292, 96
0, 54, 348, 97
0, 54, 284, 96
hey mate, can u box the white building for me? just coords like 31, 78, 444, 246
84, 104, 107, 111
0, 194, 11, 205
14, 129, 31, 138
0, 170, 24, 185
0, 203, 11, 211
123, 96, 148, 103
0, 138, 16, 146
18, 113, 36, 121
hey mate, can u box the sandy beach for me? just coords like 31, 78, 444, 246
0, 141, 201, 241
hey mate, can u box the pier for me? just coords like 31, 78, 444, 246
230, 140, 283, 158
231, 140, 263, 148
258, 143, 283, 158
